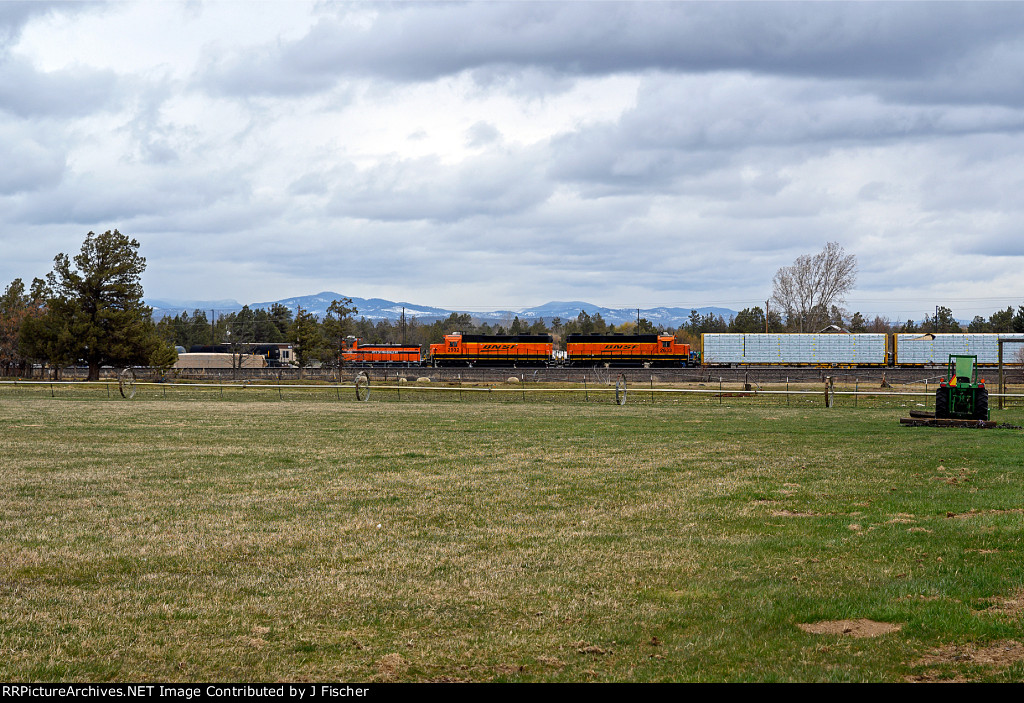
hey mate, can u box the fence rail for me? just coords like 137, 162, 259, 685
3, 378, 1023, 409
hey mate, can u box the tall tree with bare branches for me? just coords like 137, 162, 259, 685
771, 242, 857, 332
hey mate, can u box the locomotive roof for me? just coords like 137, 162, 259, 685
352, 343, 421, 350
565, 334, 662, 343
456, 334, 553, 343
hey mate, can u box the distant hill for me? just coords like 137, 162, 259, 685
148, 292, 736, 328
146, 298, 245, 317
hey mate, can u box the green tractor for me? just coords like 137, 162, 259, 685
935, 354, 989, 421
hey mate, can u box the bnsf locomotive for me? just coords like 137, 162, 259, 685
430, 333, 554, 367
564, 333, 697, 367
341, 332, 700, 368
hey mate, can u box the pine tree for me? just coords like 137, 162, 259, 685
22, 231, 158, 381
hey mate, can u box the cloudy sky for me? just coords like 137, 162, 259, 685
2, 1, 1024, 322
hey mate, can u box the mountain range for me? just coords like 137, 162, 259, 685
146, 292, 737, 328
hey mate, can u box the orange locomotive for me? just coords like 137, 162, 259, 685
341, 337, 422, 366
430, 333, 554, 367
565, 333, 695, 367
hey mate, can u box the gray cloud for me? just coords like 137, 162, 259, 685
549, 72, 1024, 194
0, 55, 118, 117
10, 164, 254, 228
0, 124, 65, 193
465, 120, 501, 148
0, 1, 71, 50
200, 3, 1024, 106
325, 149, 553, 223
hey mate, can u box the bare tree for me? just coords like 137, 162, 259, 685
771, 242, 857, 333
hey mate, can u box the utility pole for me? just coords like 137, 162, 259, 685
765, 300, 769, 333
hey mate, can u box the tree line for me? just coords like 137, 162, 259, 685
3, 234, 1023, 378
160, 299, 360, 369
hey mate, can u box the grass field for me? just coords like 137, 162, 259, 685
1, 390, 1023, 682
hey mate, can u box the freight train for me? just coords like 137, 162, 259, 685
185, 333, 1024, 369
344, 331, 1024, 368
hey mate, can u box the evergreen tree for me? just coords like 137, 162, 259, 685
990, 306, 1015, 333
968, 315, 991, 332
729, 307, 766, 333
291, 305, 326, 368
922, 306, 961, 333
268, 303, 294, 340
1013, 306, 1024, 333
22, 230, 158, 381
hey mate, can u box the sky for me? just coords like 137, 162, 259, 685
2, 0, 1024, 323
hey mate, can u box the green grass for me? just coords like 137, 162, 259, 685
1, 391, 1023, 682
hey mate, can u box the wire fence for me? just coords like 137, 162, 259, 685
3, 377, 1023, 412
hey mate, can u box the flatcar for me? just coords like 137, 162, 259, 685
429, 332, 554, 367
341, 337, 422, 366
565, 333, 698, 367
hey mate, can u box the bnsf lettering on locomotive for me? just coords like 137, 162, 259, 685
481, 344, 516, 351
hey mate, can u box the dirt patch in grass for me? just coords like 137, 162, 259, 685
908, 640, 1024, 682
798, 619, 902, 638
945, 508, 1024, 519
770, 509, 818, 517
931, 466, 976, 485
376, 653, 408, 681
977, 589, 1024, 618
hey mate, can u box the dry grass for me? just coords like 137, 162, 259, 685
1, 394, 1024, 681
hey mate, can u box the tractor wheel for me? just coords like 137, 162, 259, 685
935, 387, 949, 419
975, 388, 989, 421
